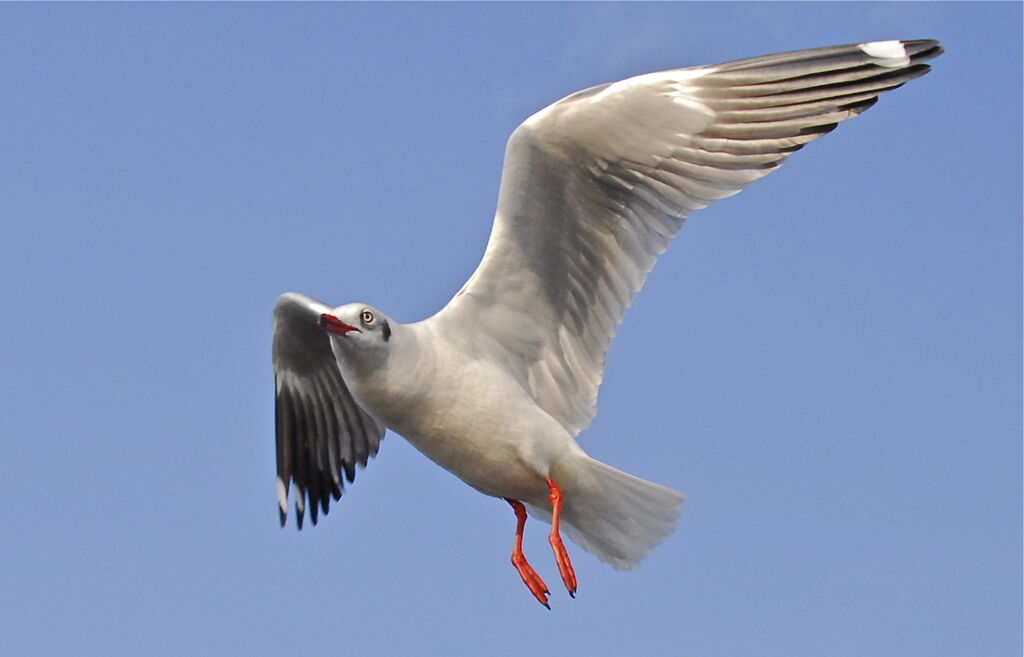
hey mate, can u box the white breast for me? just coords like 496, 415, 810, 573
343, 325, 578, 503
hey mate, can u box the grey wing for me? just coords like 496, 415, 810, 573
434, 40, 943, 436
272, 292, 386, 528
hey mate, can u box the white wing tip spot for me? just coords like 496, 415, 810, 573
277, 476, 289, 512
858, 40, 910, 68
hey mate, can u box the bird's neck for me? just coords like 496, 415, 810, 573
333, 321, 434, 418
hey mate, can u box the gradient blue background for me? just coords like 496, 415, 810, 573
2, 3, 1020, 656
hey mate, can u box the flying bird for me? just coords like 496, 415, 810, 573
272, 39, 942, 607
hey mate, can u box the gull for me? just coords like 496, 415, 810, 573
272, 39, 942, 607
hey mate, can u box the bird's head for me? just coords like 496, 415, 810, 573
319, 303, 393, 358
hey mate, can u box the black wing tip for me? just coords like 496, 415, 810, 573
839, 96, 879, 115
277, 471, 353, 529
902, 39, 943, 56
799, 121, 838, 138
893, 64, 933, 82
282, 485, 346, 530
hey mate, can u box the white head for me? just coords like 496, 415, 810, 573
318, 303, 393, 371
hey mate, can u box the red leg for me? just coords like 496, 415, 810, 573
547, 479, 578, 597
504, 498, 550, 609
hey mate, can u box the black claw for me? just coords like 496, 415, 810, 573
569, 591, 576, 599
542, 602, 551, 610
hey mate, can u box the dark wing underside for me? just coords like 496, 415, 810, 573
272, 292, 385, 528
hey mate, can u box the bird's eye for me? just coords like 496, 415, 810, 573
360, 310, 374, 325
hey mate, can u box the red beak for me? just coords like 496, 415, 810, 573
319, 314, 359, 334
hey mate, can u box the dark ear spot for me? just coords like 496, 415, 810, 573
382, 320, 391, 342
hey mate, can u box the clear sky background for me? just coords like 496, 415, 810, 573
2, 3, 1020, 656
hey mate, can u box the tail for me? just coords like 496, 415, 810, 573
527, 456, 684, 570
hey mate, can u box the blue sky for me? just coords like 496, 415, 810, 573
1, 3, 1020, 656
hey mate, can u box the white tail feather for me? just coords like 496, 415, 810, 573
527, 456, 683, 570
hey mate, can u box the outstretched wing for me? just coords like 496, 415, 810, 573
433, 40, 942, 436
272, 292, 386, 528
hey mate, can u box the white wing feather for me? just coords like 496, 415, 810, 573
433, 40, 941, 436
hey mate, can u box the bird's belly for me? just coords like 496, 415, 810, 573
381, 389, 574, 505
345, 348, 581, 504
